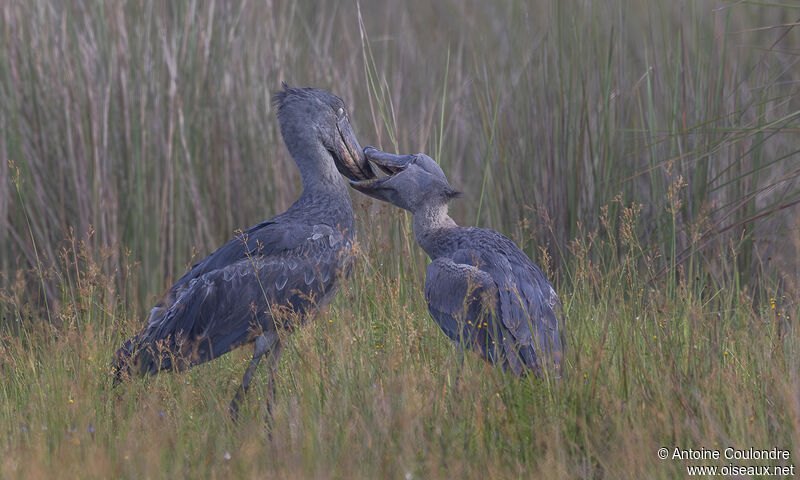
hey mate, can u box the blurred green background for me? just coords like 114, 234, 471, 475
2, 1, 797, 315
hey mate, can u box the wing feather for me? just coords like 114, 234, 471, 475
430, 230, 565, 376
122, 222, 352, 375
425, 256, 505, 365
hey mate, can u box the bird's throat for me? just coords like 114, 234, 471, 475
413, 203, 457, 259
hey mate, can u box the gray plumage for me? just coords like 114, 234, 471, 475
112, 85, 374, 419
352, 148, 564, 377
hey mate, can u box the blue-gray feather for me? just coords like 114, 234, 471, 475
116, 214, 353, 377
112, 85, 365, 386
424, 227, 562, 376
354, 148, 565, 378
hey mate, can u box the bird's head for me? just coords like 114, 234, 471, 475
350, 147, 462, 213
272, 83, 375, 181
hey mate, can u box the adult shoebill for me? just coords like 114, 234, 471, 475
351, 147, 564, 377
112, 85, 376, 420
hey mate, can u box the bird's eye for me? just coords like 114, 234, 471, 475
336, 107, 344, 117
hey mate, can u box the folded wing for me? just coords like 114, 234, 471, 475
115, 221, 351, 375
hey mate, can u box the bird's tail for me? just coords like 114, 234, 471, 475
520, 332, 563, 380
513, 344, 543, 378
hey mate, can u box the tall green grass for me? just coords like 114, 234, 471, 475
1, 0, 799, 478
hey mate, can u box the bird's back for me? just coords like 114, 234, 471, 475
113, 201, 355, 379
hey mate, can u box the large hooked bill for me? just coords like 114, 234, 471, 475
333, 117, 377, 181
349, 146, 417, 188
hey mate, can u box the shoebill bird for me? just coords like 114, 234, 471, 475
112, 85, 376, 422
351, 147, 564, 378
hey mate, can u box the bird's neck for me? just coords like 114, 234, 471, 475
288, 138, 354, 231
413, 202, 458, 259
289, 138, 348, 193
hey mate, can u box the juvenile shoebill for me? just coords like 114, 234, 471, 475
351, 147, 564, 377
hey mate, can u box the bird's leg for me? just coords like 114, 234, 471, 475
229, 333, 276, 422
263, 340, 285, 435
